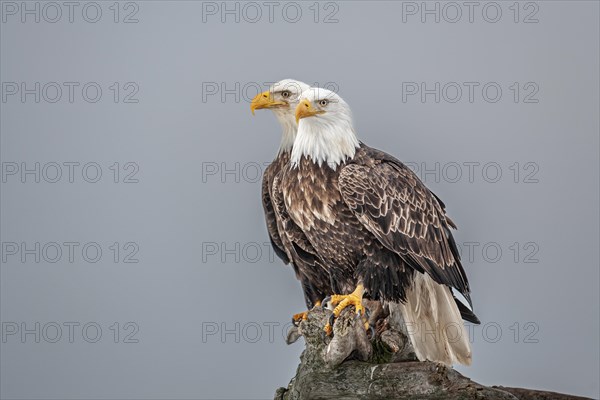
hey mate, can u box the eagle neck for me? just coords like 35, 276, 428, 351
291, 117, 360, 170
275, 110, 297, 155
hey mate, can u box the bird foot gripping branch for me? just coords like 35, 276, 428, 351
286, 304, 416, 369
292, 301, 321, 327
323, 284, 370, 336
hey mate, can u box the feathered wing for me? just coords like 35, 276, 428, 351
263, 160, 331, 309
262, 162, 290, 264
338, 146, 471, 303
338, 145, 475, 365
271, 173, 333, 308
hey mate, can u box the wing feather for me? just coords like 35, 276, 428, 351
262, 163, 289, 264
339, 146, 472, 304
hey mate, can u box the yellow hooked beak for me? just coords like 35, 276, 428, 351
295, 99, 324, 123
250, 91, 286, 115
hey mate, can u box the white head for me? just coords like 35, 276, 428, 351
291, 88, 359, 170
250, 79, 311, 153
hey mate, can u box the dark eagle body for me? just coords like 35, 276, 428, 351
262, 151, 332, 308
281, 144, 479, 323
260, 86, 479, 365
281, 147, 413, 301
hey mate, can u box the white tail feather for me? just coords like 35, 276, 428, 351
397, 273, 472, 366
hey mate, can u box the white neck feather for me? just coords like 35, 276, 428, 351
274, 109, 297, 154
291, 115, 360, 170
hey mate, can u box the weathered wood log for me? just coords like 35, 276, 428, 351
276, 307, 591, 400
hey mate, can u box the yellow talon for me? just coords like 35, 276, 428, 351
292, 311, 308, 322
324, 284, 370, 335
293, 300, 323, 325
331, 284, 365, 317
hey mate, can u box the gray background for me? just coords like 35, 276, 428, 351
1, 1, 599, 399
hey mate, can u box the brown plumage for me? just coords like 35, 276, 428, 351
282, 142, 479, 363
262, 152, 332, 308
281, 143, 475, 304
252, 79, 332, 309
283, 87, 479, 365
259, 84, 480, 364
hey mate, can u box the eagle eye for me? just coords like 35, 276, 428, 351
319, 99, 329, 107
281, 90, 291, 99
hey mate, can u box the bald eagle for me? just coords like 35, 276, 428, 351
250, 79, 332, 320
279, 88, 479, 365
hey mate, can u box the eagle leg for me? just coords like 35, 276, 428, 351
324, 284, 369, 336
292, 300, 322, 327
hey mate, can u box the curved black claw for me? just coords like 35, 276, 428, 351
321, 296, 332, 309
355, 305, 372, 319
323, 312, 336, 337
292, 316, 301, 328
367, 325, 376, 340
328, 313, 336, 329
